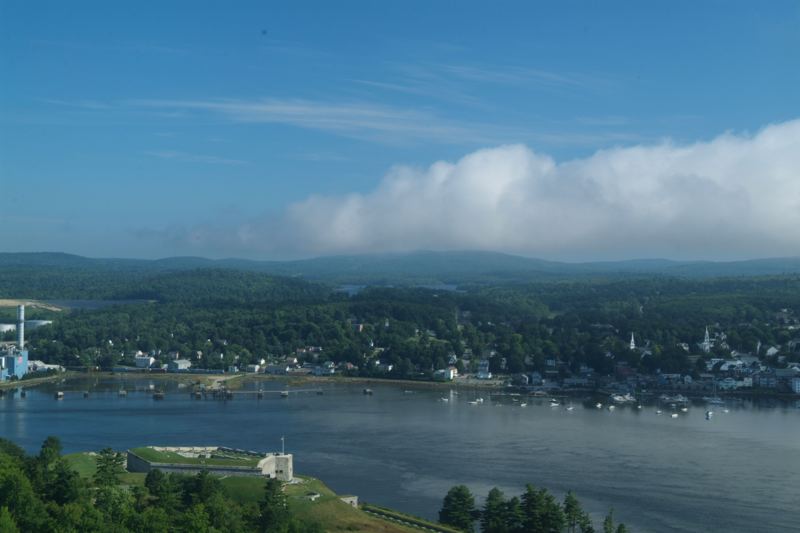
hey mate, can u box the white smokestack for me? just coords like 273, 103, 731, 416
17, 305, 25, 350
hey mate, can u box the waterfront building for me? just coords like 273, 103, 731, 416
135, 355, 156, 368
167, 359, 192, 371
1, 306, 29, 381
477, 359, 492, 379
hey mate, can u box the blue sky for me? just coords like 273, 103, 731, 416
1, 1, 799, 260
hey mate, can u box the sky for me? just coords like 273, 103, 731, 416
1, 0, 798, 261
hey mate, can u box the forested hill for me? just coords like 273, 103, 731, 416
3, 251, 800, 286
0, 263, 330, 303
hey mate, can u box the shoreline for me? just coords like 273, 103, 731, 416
40, 370, 800, 401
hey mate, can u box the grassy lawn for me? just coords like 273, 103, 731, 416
130, 447, 260, 467
63, 452, 146, 487
285, 476, 418, 533
219, 476, 267, 504
64, 452, 98, 478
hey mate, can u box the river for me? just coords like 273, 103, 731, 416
1, 377, 798, 532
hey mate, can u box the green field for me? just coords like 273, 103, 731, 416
64, 452, 147, 486
129, 447, 261, 467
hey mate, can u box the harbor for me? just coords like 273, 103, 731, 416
2, 376, 798, 533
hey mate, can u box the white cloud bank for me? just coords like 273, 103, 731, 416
185, 119, 800, 260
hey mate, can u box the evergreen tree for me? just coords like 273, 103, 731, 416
439, 485, 476, 532
504, 496, 524, 533
94, 448, 125, 487
260, 478, 290, 533
603, 509, 615, 533
38, 436, 62, 468
539, 489, 566, 533
481, 487, 508, 533
45, 460, 82, 505
578, 511, 596, 533
563, 491, 582, 533
520, 484, 544, 532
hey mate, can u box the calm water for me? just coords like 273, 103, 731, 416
2, 378, 798, 533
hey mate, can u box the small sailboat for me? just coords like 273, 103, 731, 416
705, 410, 713, 419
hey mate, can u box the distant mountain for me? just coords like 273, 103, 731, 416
2, 251, 800, 285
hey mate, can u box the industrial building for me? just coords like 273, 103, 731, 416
1, 305, 29, 381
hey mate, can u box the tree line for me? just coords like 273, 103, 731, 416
439, 484, 628, 533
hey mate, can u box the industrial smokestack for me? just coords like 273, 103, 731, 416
17, 305, 25, 350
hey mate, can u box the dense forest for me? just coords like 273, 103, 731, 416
3, 263, 800, 379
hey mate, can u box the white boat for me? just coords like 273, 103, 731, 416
656, 409, 662, 415
595, 402, 603, 409
468, 400, 479, 405
607, 405, 615, 411
439, 397, 449, 402
520, 403, 527, 407
671, 413, 679, 418
680, 407, 689, 413
705, 410, 713, 419
550, 400, 560, 407
475, 397, 484, 403
566, 405, 574, 411
611, 393, 637, 404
